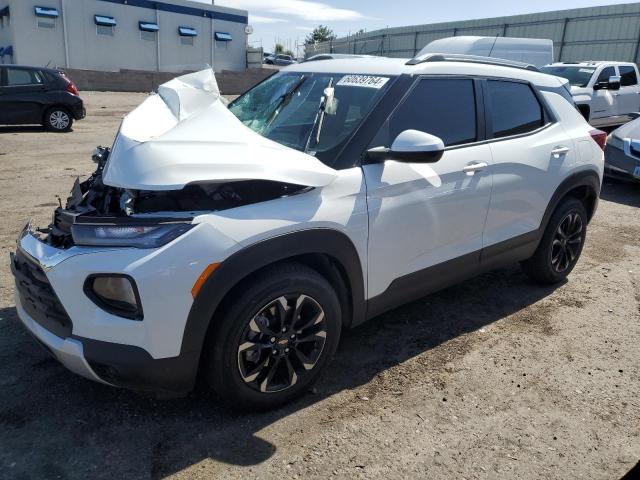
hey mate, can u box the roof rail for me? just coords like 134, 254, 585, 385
405, 53, 540, 72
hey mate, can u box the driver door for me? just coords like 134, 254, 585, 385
590, 66, 617, 120
363, 77, 493, 302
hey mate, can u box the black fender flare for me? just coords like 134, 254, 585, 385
540, 169, 601, 233
180, 228, 366, 356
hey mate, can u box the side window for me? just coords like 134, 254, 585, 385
486, 80, 544, 139
619, 66, 638, 86
595, 66, 616, 84
389, 78, 477, 147
6, 68, 43, 86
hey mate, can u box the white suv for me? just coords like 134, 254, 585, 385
541, 61, 640, 127
12, 55, 605, 410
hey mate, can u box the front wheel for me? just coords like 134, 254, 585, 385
44, 107, 73, 132
203, 263, 341, 410
521, 197, 588, 284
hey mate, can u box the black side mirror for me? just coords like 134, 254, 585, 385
594, 75, 621, 91
366, 129, 445, 164
607, 75, 621, 91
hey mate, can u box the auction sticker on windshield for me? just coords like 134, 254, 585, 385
336, 75, 389, 89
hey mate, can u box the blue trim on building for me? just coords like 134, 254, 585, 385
35, 6, 60, 18
1, 45, 13, 56
214, 32, 232, 41
178, 26, 197, 37
0, 6, 9, 18
139, 21, 159, 32
96, 0, 247, 24
95, 15, 117, 26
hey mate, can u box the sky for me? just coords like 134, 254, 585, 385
193, 0, 638, 55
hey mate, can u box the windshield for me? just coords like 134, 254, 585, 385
540, 66, 595, 87
229, 72, 392, 166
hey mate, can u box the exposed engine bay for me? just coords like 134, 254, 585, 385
45, 146, 309, 249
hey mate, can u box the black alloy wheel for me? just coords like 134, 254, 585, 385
237, 294, 327, 393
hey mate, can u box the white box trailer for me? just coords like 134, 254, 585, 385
419, 36, 554, 68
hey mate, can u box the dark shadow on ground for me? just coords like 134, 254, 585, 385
0, 125, 46, 134
0, 264, 564, 479
600, 178, 640, 208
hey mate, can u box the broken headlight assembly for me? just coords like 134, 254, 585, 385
71, 223, 193, 249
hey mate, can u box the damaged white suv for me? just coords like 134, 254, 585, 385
12, 55, 605, 410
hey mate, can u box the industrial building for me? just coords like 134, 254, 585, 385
307, 2, 640, 64
0, 0, 249, 72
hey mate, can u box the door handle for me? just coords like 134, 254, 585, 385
613, 93, 620, 97
551, 146, 570, 157
462, 162, 488, 175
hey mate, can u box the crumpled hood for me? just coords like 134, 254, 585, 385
103, 69, 338, 191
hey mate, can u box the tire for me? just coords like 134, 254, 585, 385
521, 197, 588, 284
203, 262, 341, 410
44, 107, 73, 132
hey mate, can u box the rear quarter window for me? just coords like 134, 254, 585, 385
486, 80, 544, 138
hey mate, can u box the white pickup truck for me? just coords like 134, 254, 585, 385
541, 61, 640, 128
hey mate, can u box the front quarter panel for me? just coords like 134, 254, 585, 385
45, 223, 240, 359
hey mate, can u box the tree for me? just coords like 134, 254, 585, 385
305, 25, 336, 45
284, 49, 295, 58
274, 43, 285, 54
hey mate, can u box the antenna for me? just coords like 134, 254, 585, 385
487, 34, 499, 58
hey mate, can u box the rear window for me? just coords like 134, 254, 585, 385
6, 68, 44, 86
620, 66, 638, 86
486, 80, 544, 138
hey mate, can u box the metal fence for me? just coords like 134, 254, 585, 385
305, 2, 640, 63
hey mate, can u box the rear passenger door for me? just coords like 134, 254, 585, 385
363, 77, 493, 299
482, 79, 577, 249
616, 65, 640, 117
0, 68, 47, 125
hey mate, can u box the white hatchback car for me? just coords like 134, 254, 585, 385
12, 54, 605, 410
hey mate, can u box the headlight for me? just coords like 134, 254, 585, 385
71, 223, 193, 248
606, 134, 624, 150
84, 275, 143, 320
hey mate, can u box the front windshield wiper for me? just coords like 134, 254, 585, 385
265, 75, 307, 127
304, 77, 334, 154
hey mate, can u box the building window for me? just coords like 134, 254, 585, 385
141, 30, 156, 41
37, 18, 56, 29
139, 21, 158, 42
34, 4, 58, 29
97, 24, 114, 36
95, 15, 116, 36
178, 26, 197, 46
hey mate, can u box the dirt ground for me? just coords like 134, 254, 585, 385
0, 92, 638, 480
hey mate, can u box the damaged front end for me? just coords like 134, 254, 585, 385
47, 146, 310, 249
43, 68, 338, 250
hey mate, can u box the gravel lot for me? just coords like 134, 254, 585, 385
0, 92, 638, 480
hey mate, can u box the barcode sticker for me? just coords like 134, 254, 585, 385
336, 75, 390, 89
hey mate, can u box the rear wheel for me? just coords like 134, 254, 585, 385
204, 263, 341, 410
44, 107, 73, 132
521, 197, 587, 284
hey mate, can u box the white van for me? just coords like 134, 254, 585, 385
420, 36, 554, 68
